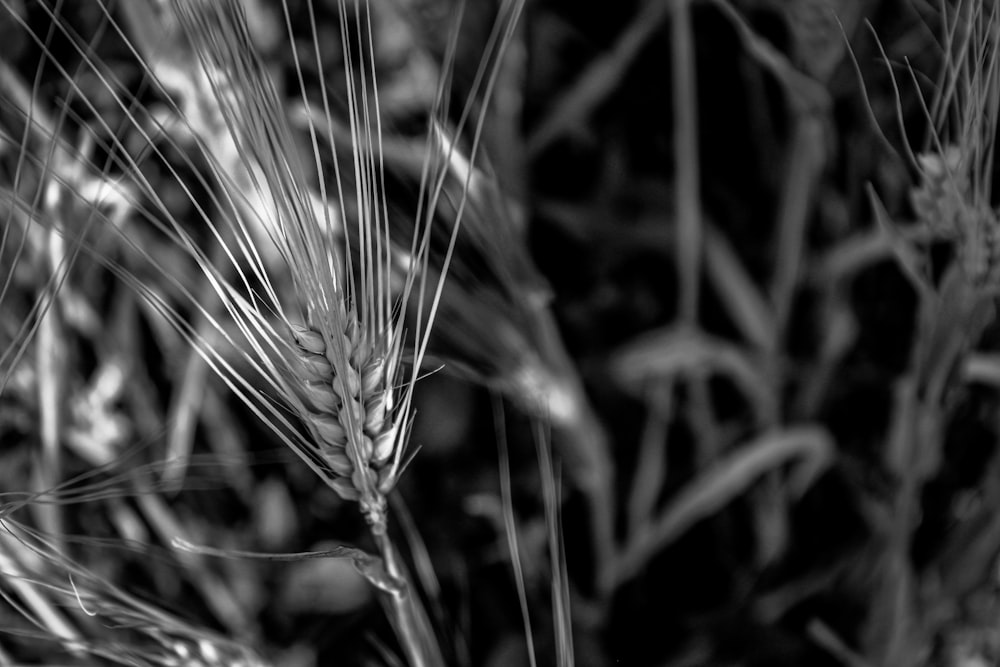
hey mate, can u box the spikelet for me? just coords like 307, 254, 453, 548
956, 203, 1000, 287
911, 147, 970, 239
911, 146, 1000, 287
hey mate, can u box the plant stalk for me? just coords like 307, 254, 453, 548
373, 530, 444, 667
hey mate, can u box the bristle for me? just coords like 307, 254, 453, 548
0, 515, 270, 666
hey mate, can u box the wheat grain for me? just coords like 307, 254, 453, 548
290, 318, 404, 533
911, 147, 968, 238
911, 147, 1000, 286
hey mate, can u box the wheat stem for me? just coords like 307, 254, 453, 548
374, 531, 445, 667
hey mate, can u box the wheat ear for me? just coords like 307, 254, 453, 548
290, 318, 404, 534
162, 1, 444, 663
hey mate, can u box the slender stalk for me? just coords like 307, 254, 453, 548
374, 531, 444, 667
34, 226, 66, 551
672, 0, 701, 325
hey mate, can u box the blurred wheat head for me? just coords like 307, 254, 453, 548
907, 0, 1000, 288
852, 2, 1000, 662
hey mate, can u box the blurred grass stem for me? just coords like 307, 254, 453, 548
672, 0, 701, 325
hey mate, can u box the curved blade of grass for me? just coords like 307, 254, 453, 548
612, 426, 835, 588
